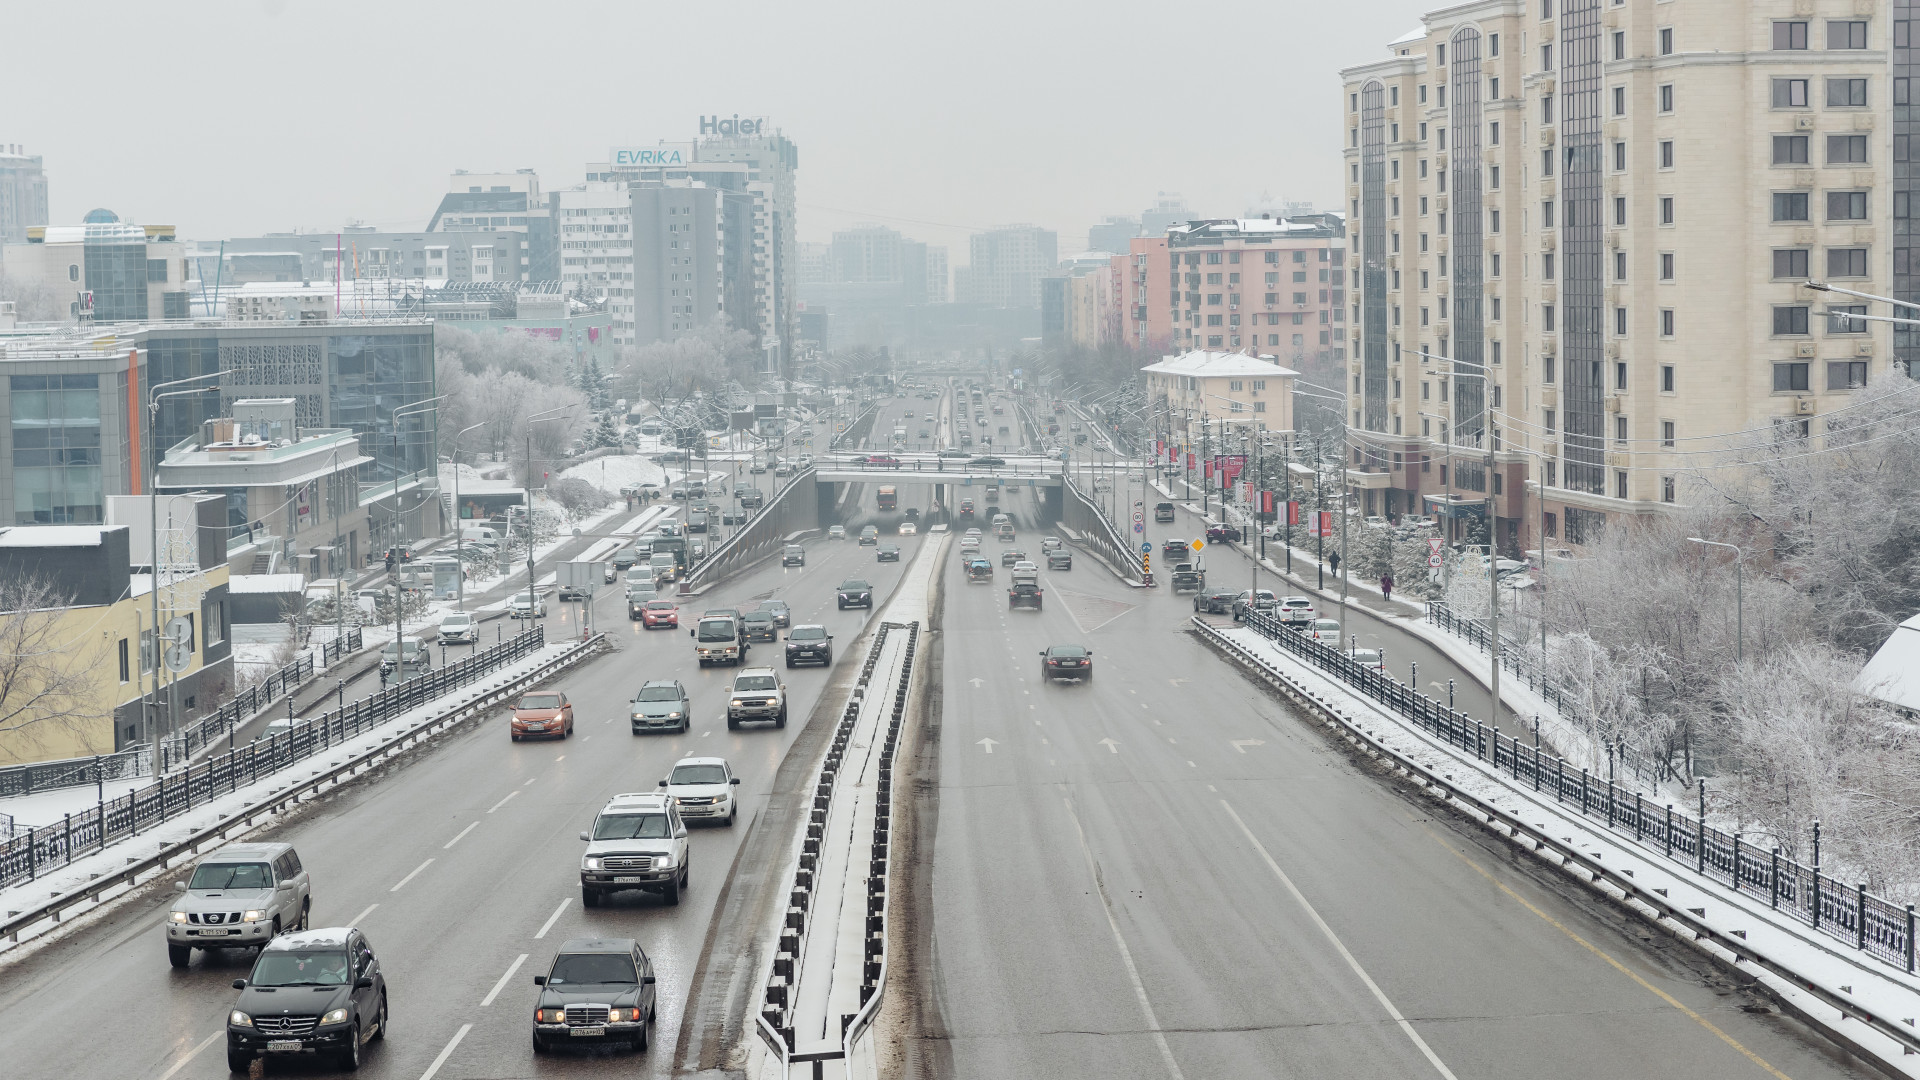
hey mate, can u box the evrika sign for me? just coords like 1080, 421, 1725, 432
612, 144, 693, 168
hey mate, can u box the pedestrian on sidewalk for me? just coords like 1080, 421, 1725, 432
1329, 550, 1341, 577
1381, 572, 1394, 602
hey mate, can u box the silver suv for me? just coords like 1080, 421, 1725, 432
579, 792, 690, 907
725, 667, 788, 729
166, 842, 311, 968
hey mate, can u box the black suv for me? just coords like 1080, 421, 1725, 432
1193, 585, 1240, 615
781, 544, 805, 567
784, 624, 834, 667
532, 937, 659, 1055
227, 928, 387, 1073
837, 579, 874, 609
742, 610, 779, 643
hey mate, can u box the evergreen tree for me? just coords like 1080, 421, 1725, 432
593, 410, 620, 449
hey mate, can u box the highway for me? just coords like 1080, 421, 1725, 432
883, 393, 1877, 1079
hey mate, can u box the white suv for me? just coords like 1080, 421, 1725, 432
578, 792, 690, 907
658, 756, 741, 826
726, 668, 788, 728
165, 842, 311, 968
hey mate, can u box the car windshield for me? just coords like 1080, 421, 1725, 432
251, 950, 351, 987
592, 813, 670, 840
744, 612, 772, 623
519, 694, 561, 710
189, 862, 272, 890
840, 581, 871, 591
735, 675, 778, 691
670, 764, 728, 785
697, 620, 737, 642
635, 686, 681, 702
789, 627, 825, 640
1049, 645, 1088, 658
547, 953, 638, 986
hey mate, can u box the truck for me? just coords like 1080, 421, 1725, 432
651, 535, 689, 577
692, 614, 748, 666
876, 485, 897, 511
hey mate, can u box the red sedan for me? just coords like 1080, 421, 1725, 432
510, 691, 573, 741
861, 455, 901, 469
640, 600, 680, 629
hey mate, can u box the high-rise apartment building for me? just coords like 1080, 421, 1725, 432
425, 170, 558, 279
960, 225, 1059, 308
554, 183, 636, 343
629, 180, 756, 345
1341, 2, 1906, 553
0, 144, 48, 245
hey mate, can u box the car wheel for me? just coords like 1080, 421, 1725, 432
662, 875, 680, 906
776, 706, 787, 729
727, 804, 737, 827
339, 1022, 361, 1070
532, 1034, 547, 1055
511, 733, 520, 742
823, 651, 832, 666
582, 887, 602, 908
227, 1047, 252, 1074
169, 943, 192, 968
299, 898, 311, 931
634, 1013, 650, 1053
372, 993, 387, 1040
1085, 670, 1094, 683
270, 915, 280, 940
727, 716, 739, 731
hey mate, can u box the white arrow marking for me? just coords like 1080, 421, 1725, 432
978, 737, 999, 753
1169, 678, 1189, 687
1231, 739, 1267, 754
1098, 738, 1120, 754
969, 677, 984, 688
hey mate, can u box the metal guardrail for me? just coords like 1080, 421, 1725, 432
1062, 474, 1144, 581
1236, 609, 1918, 976
756, 621, 921, 1067
0, 748, 151, 799
684, 467, 816, 590
0, 628, 545, 894
317, 626, 366, 668
155, 636, 363, 772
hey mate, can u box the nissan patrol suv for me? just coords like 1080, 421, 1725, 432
579, 792, 689, 906
725, 667, 788, 728
166, 842, 311, 968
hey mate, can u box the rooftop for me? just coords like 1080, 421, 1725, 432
0, 525, 113, 548
1140, 350, 1301, 379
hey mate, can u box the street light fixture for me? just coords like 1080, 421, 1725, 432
1686, 537, 1744, 666
145, 372, 226, 770
1419, 353, 1505, 728
523, 405, 580, 612
449, 420, 489, 611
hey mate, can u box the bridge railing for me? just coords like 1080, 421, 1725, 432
1062, 475, 1143, 581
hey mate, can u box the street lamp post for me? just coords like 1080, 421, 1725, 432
449, 421, 488, 612
146, 373, 226, 770
523, 406, 579, 613
1420, 355, 1503, 729
1687, 537, 1744, 666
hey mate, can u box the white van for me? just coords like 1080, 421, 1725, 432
461, 525, 500, 546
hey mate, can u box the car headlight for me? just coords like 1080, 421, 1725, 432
230, 1011, 253, 1027
667, 711, 682, 719
583, 857, 602, 870
654, 853, 676, 870
242, 909, 266, 922
321, 1008, 349, 1025
169, 911, 188, 923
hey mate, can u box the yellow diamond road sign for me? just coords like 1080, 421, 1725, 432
1189, 539, 1205, 552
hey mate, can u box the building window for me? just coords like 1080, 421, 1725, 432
1827, 135, 1869, 164
1772, 79, 1810, 108
1774, 21, 1810, 50
1662, 477, 1676, 503
1662, 420, 1676, 447
1542, 304, 1556, 331
1659, 140, 1674, 168
146, 259, 170, 283
1773, 362, 1811, 391
1612, 86, 1626, 116
1827, 190, 1868, 220
1773, 249, 1810, 278
1615, 197, 1628, 225
1615, 416, 1628, 444
1613, 30, 1627, 59
1827, 247, 1868, 277
1614, 251, 1627, 280
1772, 135, 1809, 164
1660, 252, 1675, 279
1658, 84, 1674, 112
1544, 408, 1557, 432
118, 638, 130, 683
1827, 304, 1867, 333
1827, 19, 1867, 49
1828, 360, 1870, 389
1773, 306, 1810, 334
1661, 364, 1675, 391
1614, 307, 1628, 335
1661, 309, 1676, 336
1616, 471, 1629, 499
1659, 27, 1674, 54
1827, 78, 1868, 107
1773, 192, 1811, 221
1660, 198, 1675, 225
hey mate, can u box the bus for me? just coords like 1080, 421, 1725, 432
876, 485, 897, 511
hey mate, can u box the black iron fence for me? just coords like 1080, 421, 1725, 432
317, 627, 365, 668
0, 748, 151, 800
0, 628, 546, 892
1237, 610, 1918, 975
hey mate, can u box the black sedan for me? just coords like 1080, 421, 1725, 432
532, 937, 658, 1054
227, 928, 387, 1073
1038, 644, 1093, 683
1000, 548, 1028, 567
1193, 585, 1240, 615
876, 544, 902, 563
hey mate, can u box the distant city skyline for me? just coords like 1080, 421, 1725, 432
0, 0, 1430, 268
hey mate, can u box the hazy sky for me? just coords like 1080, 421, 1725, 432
4, 0, 1432, 263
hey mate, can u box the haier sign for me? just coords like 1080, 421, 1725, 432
612, 143, 693, 168
699, 114, 768, 137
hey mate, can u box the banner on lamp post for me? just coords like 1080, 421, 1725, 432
1316, 511, 1334, 538
1286, 500, 1300, 525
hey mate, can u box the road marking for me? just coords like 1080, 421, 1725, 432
1418, 826, 1794, 1080
1187, 761, 1196, 768
390, 859, 435, 893
1098, 738, 1120, 754
968, 677, 984, 687
1063, 797, 1186, 1080
1230, 739, 1266, 754
418, 1022, 472, 1080
347, 903, 379, 926
523, 776, 537, 786
555, 754, 566, 761
1222, 801, 1458, 1079
535, 897, 571, 939
487, 790, 519, 813
1169, 677, 1189, 687
1167, 737, 1177, 744
604, 718, 612, 724
155, 1030, 222, 1080
481, 953, 528, 1006
702, 729, 712, 737
977, 737, 998, 754
443, 822, 479, 849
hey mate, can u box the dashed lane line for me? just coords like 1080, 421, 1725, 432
390, 858, 435, 893
443, 822, 479, 849
480, 954, 528, 1007
535, 897, 570, 939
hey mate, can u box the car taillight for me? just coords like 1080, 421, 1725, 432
1048, 659, 1061, 665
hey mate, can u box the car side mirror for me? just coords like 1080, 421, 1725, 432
174, 881, 187, 892
731, 777, 741, 785
232, 979, 248, 989
658, 779, 667, 788
675, 828, 688, 839
579, 831, 590, 842
356, 976, 375, 990
1038, 651, 1045, 656
643, 975, 657, 985
276, 881, 293, 891
533, 975, 546, 985
688, 628, 695, 637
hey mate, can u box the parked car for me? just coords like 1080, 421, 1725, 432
1231, 589, 1280, 621
1276, 596, 1316, 628
1308, 618, 1343, 648
226, 927, 385, 1072
512, 691, 574, 740
167, 843, 311, 969
630, 680, 691, 734
726, 667, 788, 728
1193, 585, 1240, 614
784, 624, 834, 668
576, 792, 689, 907
1038, 643, 1093, 682
659, 756, 741, 825
439, 613, 476, 645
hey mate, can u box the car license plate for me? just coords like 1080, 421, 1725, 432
613, 875, 642, 883
199, 928, 233, 936
267, 1040, 303, 1051
570, 1026, 606, 1037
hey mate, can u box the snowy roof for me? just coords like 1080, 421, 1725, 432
228, 574, 306, 594
0, 525, 113, 547
1139, 350, 1301, 379
1854, 612, 1920, 711
1390, 25, 1427, 46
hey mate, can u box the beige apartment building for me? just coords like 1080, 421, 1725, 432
1341, 0, 1905, 553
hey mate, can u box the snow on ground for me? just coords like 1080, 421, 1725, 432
560, 453, 667, 493
1213, 623, 1920, 1072
3, 778, 154, 831
0, 640, 584, 945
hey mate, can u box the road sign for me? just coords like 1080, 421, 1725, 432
1427, 537, 1445, 554
559, 561, 598, 588
1189, 539, 1205, 552
164, 641, 192, 673
1140, 541, 1152, 553
1133, 522, 1144, 533
1428, 554, 1444, 569
164, 616, 193, 646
